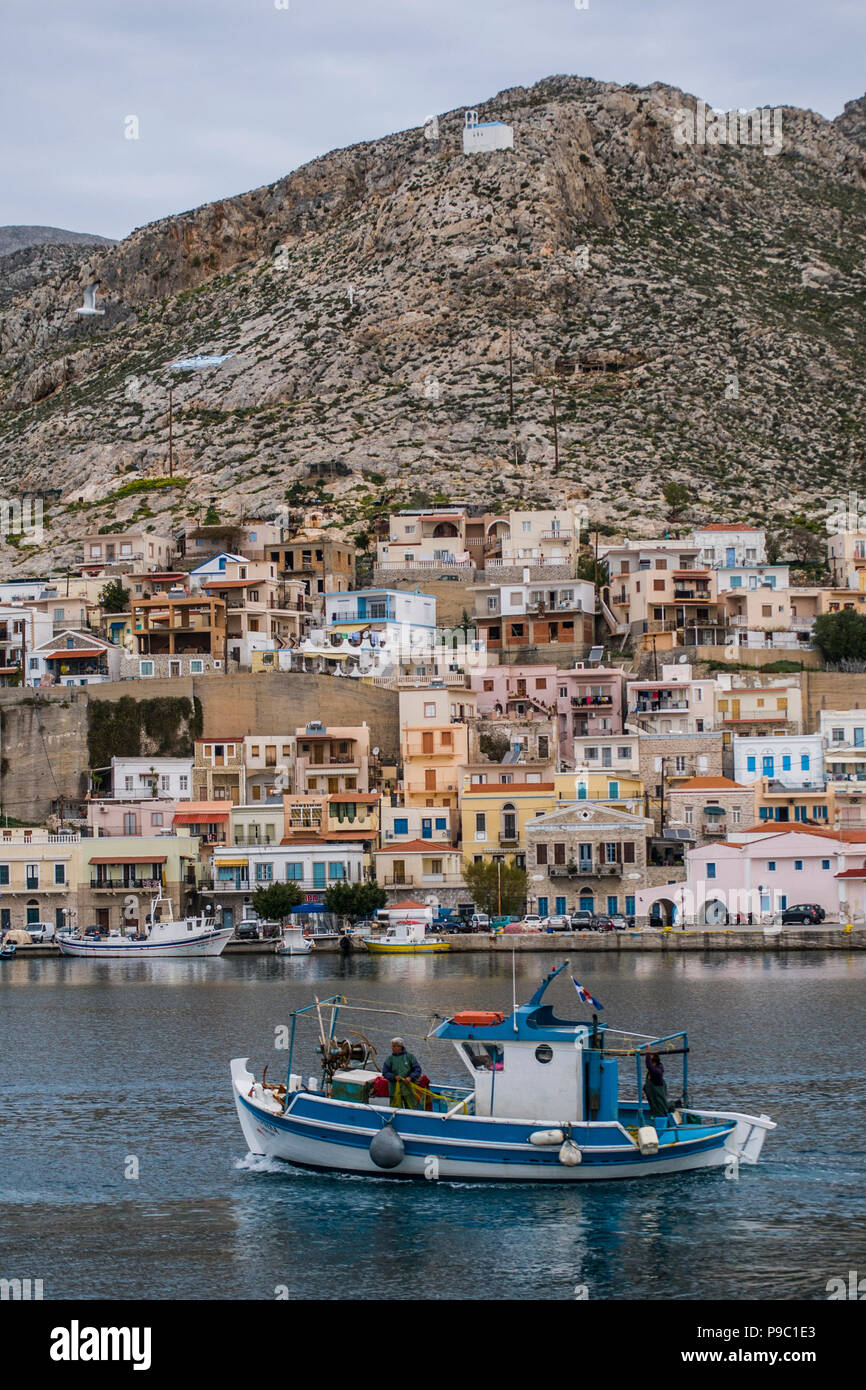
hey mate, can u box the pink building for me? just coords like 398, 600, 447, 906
471, 664, 625, 746
86, 798, 177, 838
636, 825, 866, 925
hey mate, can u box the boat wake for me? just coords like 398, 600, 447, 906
234, 1152, 287, 1175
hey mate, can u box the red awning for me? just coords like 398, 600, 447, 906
89, 855, 168, 865
173, 810, 230, 824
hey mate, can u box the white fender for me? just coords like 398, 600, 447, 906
529, 1128, 565, 1146
559, 1139, 582, 1165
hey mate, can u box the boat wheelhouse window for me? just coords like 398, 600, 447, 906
461, 1042, 504, 1070
535, 1044, 554, 1064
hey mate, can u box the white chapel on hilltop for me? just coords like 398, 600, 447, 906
462, 109, 514, 154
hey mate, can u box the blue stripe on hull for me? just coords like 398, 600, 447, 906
238, 1093, 732, 1174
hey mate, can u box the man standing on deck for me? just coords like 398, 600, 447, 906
382, 1037, 422, 1108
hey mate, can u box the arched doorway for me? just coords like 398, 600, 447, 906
649, 897, 676, 927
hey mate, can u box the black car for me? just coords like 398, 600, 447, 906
780, 904, 825, 925
235, 921, 261, 940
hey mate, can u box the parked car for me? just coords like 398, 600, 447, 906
83, 925, 103, 937
779, 904, 825, 925
26, 922, 56, 943
544, 915, 572, 932
235, 920, 262, 940
521, 914, 543, 928
608, 915, 629, 932
590, 914, 616, 932
570, 910, 594, 930
469, 913, 491, 930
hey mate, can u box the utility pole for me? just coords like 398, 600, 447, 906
659, 757, 666, 834
497, 858, 502, 917
651, 633, 659, 681
552, 384, 559, 474
508, 323, 514, 423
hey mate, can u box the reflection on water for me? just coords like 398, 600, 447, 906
2, 951, 865, 1300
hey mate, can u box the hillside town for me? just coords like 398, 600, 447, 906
3, 500, 866, 938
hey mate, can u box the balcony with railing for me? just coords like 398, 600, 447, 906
547, 861, 622, 877
90, 876, 163, 890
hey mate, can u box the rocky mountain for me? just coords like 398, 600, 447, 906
1, 76, 865, 574
0, 226, 113, 257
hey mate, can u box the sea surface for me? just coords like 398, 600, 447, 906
1, 949, 864, 1301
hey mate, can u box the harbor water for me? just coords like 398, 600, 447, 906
2, 950, 865, 1301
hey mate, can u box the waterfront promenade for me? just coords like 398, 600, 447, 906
13, 925, 866, 956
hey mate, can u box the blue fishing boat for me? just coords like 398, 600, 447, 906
231, 963, 775, 1182
0, 941, 16, 960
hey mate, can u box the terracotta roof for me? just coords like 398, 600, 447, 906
44, 649, 108, 660
740, 823, 848, 840
673, 777, 747, 791
375, 840, 459, 853
835, 867, 866, 879
389, 899, 428, 909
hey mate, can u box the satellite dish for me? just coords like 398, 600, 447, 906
373, 747, 380, 757
678, 654, 688, 662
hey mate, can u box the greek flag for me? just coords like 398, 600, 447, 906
572, 977, 603, 1011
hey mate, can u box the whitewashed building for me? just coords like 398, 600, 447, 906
462, 110, 514, 153
732, 734, 824, 789
108, 757, 193, 801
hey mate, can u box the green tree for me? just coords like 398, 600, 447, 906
99, 578, 130, 613
354, 529, 371, 553
324, 880, 386, 922
203, 500, 220, 525
662, 481, 691, 517
462, 858, 527, 917
812, 609, 866, 663
250, 882, 305, 923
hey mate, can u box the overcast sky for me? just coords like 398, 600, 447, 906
2, 0, 863, 241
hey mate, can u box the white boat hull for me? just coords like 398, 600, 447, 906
58, 928, 233, 959
231, 1060, 750, 1183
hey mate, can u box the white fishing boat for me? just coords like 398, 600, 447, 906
57, 890, 232, 958
231, 962, 775, 1182
276, 926, 314, 956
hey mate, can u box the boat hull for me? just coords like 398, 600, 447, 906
58, 928, 233, 958
231, 1061, 741, 1182
364, 941, 450, 955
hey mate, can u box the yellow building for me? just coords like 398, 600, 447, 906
281, 791, 380, 844
399, 688, 474, 812
753, 778, 834, 829
374, 840, 465, 891
554, 770, 644, 812
0, 829, 79, 932
460, 776, 556, 867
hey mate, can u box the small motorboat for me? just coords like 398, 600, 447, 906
57, 889, 232, 958
231, 962, 775, 1182
276, 927, 314, 957
364, 919, 450, 955
0, 941, 17, 960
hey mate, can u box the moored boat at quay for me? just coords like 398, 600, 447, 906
57, 891, 232, 959
231, 961, 775, 1182
364, 919, 450, 955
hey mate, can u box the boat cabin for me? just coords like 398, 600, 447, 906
432, 963, 621, 1122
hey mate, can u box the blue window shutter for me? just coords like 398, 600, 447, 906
801, 754, 810, 770
394, 817, 408, 835
747, 756, 756, 772
782, 755, 791, 771
538, 897, 548, 916
707, 863, 716, 879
